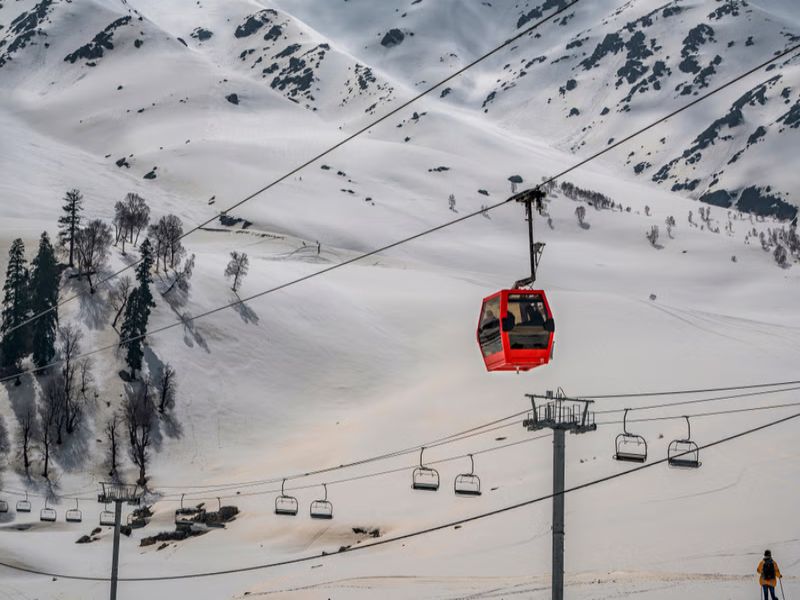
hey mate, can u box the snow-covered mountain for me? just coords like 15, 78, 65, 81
1, 1, 799, 599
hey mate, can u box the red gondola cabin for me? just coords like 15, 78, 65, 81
477, 290, 555, 372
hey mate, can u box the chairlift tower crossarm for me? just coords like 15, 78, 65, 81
97, 482, 142, 600
522, 390, 596, 600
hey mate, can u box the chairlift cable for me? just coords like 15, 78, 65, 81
3, 400, 799, 503
594, 385, 800, 414
1, 411, 797, 582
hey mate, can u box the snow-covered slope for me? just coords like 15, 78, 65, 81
1, 1, 799, 599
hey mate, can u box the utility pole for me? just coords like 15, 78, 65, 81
523, 390, 596, 600
98, 482, 142, 600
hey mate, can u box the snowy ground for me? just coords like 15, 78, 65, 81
1, 0, 799, 598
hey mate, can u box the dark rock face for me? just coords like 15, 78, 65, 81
226, 93, 239, 105
777, 98, 800, 130
737, 186, 797, 220
235, 9, 278, 38
699, 189, 733, 208
64, 16, 132, 64
653, 76, 780, 187
517, 0, 569, 29
0, 0, 56, 68
380, 28, 405, 48
191, 27, 213, 41
581, 33, 624, 70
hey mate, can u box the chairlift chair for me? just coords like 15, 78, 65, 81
613, 409, 648, 463
175, 493, 197, 526
16, 492, 32, 513
309, 484, 333, 520
667, 416, 701, 469
412, 447, 440, 491
99, 503, 116, 527
275, 479, 299, 516
66, 498, 83, 523
40, 498, 57, 523
454, 454, 482, 496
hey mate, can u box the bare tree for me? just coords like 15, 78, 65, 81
105, 414, 121, 478
646, 225, 660, 247
58, 325, 84, 436
224, 251, 249, 293
109, 276, 133, 329
124, 384, 156, 486
74, 219, 113, 293
113, 201, 128, 253
39, 376, 65, 479
774, 244, 788, 267
126, 193, 151, 245
575, 205, 587, 228
0, 415, 8, 461
17, 409, 35, 476
148, 215, 185, 272
113, 194, 150, 253
665, 216, 676, 238
155, 363, 177, 414
77, 357, 94, 405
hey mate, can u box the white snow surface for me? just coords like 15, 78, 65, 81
0, 0, 799, 598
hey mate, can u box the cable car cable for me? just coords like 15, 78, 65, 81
1, 40, 797, 389
1, 1, 581, 340
1, 411, 796, 582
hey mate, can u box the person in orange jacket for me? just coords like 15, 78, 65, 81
757, 550, 782, 600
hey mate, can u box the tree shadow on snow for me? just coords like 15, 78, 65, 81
3, 374, 37, 424
158, 300, 210, 353
62, 270, 112, 330
231, 293, 260, 325
143, 346, 183, 441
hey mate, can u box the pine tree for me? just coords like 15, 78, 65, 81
119, 240, 156, 378
1, 239, 30, 371
135, 239, 155, 312
30, 232, 60, 370
58, 189, 83, 267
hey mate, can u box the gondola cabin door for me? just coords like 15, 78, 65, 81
477, 289, 554, 372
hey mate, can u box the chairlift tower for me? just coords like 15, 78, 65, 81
97, 482, 142, 600
523, 390, 596, 600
